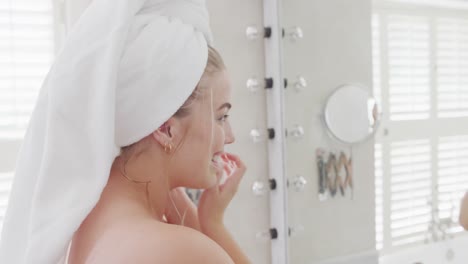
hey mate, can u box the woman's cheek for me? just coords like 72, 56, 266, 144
216, 125, 226, 144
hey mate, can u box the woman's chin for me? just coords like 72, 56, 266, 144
188, 168, 218, 189
206, 169, 220, 187
182, 170, 217, 189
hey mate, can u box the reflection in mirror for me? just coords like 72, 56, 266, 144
324, 84, 380, 145
281, 0, 468, 263
281, 0, 378, 263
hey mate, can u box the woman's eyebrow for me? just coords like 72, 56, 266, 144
217, 102, 232, 111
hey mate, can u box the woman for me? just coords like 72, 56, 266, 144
68, 46, 250, 264
0, 0, 250, 263
460, 192, 468, 230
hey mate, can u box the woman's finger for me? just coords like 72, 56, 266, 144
219, 166, 244, 196
219, 154, 246, 196
223, 153, 246, 172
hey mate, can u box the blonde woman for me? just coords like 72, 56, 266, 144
66, 46, 249, 264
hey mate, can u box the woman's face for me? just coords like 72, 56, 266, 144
170, 70, 235, 188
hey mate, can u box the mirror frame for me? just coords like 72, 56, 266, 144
322, 83, 382, 145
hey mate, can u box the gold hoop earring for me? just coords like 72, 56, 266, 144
164, 142, 173, 154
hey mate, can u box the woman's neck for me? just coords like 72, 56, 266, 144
102, 158, 170, 222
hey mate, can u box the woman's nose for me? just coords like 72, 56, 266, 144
225, 134, 235, 144
224, 125, 235, 144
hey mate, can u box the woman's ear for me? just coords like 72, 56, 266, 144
151, 118, 179, 146
151, 128, 170, 146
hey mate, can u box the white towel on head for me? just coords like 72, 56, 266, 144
0, 0, 213, 263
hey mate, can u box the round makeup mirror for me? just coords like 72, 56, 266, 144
323, 84, 380, 145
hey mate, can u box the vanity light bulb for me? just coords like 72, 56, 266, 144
289, 125, 305, 139
246, 26, 260, 40
289, 225, 305, 237
292, 175, 307, 192
250, 128, 265, 143
252, 180, 266, 196
286, 26, 304, 41
246, 77, 261, 93
294, 76, 307, 92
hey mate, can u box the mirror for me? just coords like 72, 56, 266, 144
280, 0, 468, 263
323, 84, 380, 145
281, 0, 377, 263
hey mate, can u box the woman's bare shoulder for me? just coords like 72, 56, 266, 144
86, 219, 234, 264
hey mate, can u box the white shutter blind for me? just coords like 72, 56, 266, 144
0, 0, 55, 234
437, 135, 468, 233
0, 0, 54, 139
387, 15, 431, 121
436, 18, 468, 118
390, 139, 432, 247
373, 3, 468, 255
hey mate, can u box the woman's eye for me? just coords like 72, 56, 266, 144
218, 114, 229, 122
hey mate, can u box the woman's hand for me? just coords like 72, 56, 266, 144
197, 153, 246, 233
460, 192, 468, 230
164, 187, 201, 231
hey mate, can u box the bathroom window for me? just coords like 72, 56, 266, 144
373, 1, 468, 255
0, 0, 56, 139
0, 0, 57, 234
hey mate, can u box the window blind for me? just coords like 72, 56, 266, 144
387, 15, 431, 121
390, 139, 432, 247
373, 3, 468, 254
0, 0, 54, 139
437, 135, 468, 233
436, 18, 468, 118
0, 0, 55, 234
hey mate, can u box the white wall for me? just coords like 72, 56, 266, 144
282, 0, 377, 263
